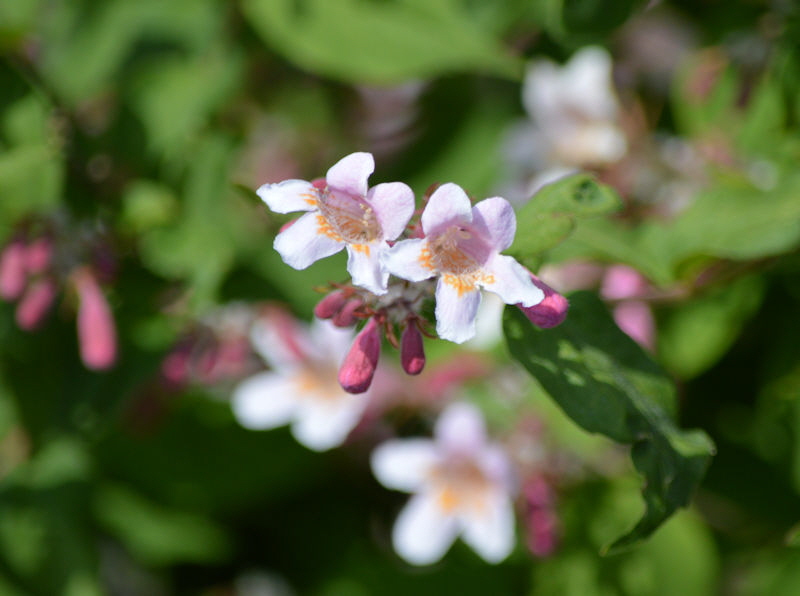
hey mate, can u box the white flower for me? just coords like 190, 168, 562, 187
371, 402, 517, 565
383, 183, 543, 343
257, 152, 415, 295
232, 313, 369, 451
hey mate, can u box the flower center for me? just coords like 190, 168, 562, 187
429, 457, 492, 515
427, 225, 489, 275
293, 363, 348, 403
317, 188, 382, 245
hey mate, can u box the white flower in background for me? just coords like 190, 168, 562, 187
232, 312, 369, 451
384, 183, 543, 343
371, 402, 517, 565
257, 152, 415, 295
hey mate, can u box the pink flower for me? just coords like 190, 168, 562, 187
0, 239, 27, 301
74, 268, 117, 370
384, 183, 544, 343
371, 402, 516, 565
257, 152, 415, 295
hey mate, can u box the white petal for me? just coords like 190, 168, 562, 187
383, 238, 434, 282
257, 180, 317, 214
563, 47, 618, 121
250, 316, 310, 369
471, 197, 516, 252
421, 183, 472, 236
274, 211, 344, 270
461, 496, 516, 563
434, 279, 481, 344
325, 152, 374, 197
346, 242, 389, 295
435, 402, 487, 454
232, 372, 297, 430
481, 255, 543, 307
371, 439, 438, 492
307, 318, 356, 365
392, 494, 459, 565
368, 182, 415, 240
291, 394, 367, 451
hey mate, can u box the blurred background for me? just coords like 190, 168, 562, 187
1, 0, 800, 594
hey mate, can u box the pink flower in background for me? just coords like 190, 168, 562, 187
232, 312, 370, 451
600, 265, 655, 350
74, 267, 118, 370
0, 238, 27, 301
371, 402, 516, 565
258, 152, 415, 295
384, 183, 543, 343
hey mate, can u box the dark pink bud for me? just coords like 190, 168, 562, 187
526, 509, 559, 558
400, 321, 425, 375
15, 277, 57, 330
314, 290, 349, 320
332, 298, 362, 327
74, 268, 117, 370
24, 237, 53, 275
338, 318, 381, 394
0, 239, 28, 301
518, 276, 569, 328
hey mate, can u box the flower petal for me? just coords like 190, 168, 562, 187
435, 402, 487, 455
434, 279, 481, 344
346, 242, 389, 295
371, 439, 438, 492
383, 238, 434, 282
257, 180, 317, 214
392, 494, 459, 565
274, 211, 344, 270
232, 372, 297, 430
421, 183, 472, 235
481, 255, 543, 307
471, 197, 516, 252
367, 182, 415, 240
325, 152, 374, 197
250, 314, 310, 369
291, 394, 367, 451
461, 496, 516, 563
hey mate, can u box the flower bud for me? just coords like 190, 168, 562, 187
24, 237, 53, 275
400, 321, 425, 375
313, 290, 348, 320
338, 318, 381, 394
332, 298, 362, 328
74, 268, 117, 370
15, 277, 57, 330
518, 276, 568, 328
0, 239, 28, 301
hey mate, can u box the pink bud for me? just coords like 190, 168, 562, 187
332, 298, 362, 327
75, 268, 117, 370
15, 277, 57, 330
0, 240, 28, 301
24, 237, 53, 275
313, 290, 348, 320
400, 321, 425, 375
518, 275, 569, 328
613, 300, 655, 351
600, 265, 647, 300
338, 318, 381, 394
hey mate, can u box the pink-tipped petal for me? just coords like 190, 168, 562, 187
338, 318, 381, 394
400, 322, 426, 375
368, 182, 415, 240
471, 197, 517, 252
273, 211, 344, 270
325, 152, 374, 197
346, 242, 388, 295
421, 183, 473, 235
481, 255, 543, 307
518, 275, 568, 328
0, 240, 27, 301
392, 493, 459, 566
434, 280, 481, 344
15, 277, 57, 330
24, 237, 53, 275
383, 238, 433, 282
75, 269, 117, 370
257, 179, 318, 214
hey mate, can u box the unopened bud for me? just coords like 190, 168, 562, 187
338, 318, 381, 394
400, 321, 425, 375
519, 276, 568, 328
314, 290, 348, 320
332, 298, 362, 327
0, 239, 28, 301
24, 237, 53, 275
15, 277, 57, 330
75, 268, 117, 370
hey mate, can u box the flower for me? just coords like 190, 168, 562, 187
371, 402, 516, 565
232, 311, 370, 451
257, 152, 415, 295
383, 183, 544, 343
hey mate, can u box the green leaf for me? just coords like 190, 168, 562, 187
503, 292, 714, 552
531, 0, 646, 44
509, 174, 623, 266
242, 0, 522, 84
